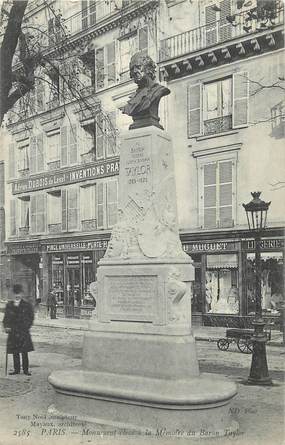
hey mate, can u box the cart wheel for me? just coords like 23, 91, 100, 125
217, 338, 229, 351
237, 338, 253, 354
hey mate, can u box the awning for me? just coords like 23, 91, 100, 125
247, 252, 283, 261
207, 254, 238, 269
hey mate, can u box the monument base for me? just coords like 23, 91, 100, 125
48, 370, 238, 437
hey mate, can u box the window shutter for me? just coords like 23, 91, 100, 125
96, 113, 104, 158
233, 72, 249, 128
37, 193, 46, 233
95, 47, 104, 90
69, 125, 78, 164
205, 5, 217, 45
96, 182, 104, 228
61, 189, 68, 231
36, 134, 44, 172
30, 195, 37, 233
187, 83, 202, 137
219, 160, 233, 228
29, 136, 37, 174
219, 0, 232, 42
10, 199, 17, 236
138, 26, 148, 55
8, 143, 15, 179
89, 0, 96, 25
106, 111, 117, 157
107, 180, 118, 227
203, 163, 217, 228
68, 187, 79, 231
106, 42, 116, 86
61, 126, 68, 166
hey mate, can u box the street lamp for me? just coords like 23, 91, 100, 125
243, 191, 272, 385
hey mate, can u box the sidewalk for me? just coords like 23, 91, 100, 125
34, 316, 285, 347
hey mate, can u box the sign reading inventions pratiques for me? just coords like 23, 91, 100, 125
11, 159, 120, 195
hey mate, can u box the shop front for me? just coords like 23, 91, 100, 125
182, 233, 284, 329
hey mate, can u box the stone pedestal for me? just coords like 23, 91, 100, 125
48, 127, 238, 436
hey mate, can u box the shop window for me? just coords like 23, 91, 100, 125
189, 254, 203, 313
246, 252, 284, 316
81, 254, 95, 304
187, 72, 249, 137
205, 254, 239, 314
199, 159, 235, 229
50, 255, 64, 304
30, 193, 46, 234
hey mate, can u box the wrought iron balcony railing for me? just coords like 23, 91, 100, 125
81, 219, 97, 231
159, 8, 284, 62
48, 223, 62, 233
204, 115, 232, 136
47, 160, 61, 171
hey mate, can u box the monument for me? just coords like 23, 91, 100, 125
48, 53, 238, 436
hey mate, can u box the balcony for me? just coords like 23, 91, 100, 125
81, 219, 97, 231
204, 115, 232, 136
18, 226, 29, 237
48, 223, 62, 233
47, 160, 61, 171
159, 8, 284, 80
81, 152, 96, 164
18, 168, 29, 178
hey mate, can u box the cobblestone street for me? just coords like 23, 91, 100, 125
0, 326, 284, 445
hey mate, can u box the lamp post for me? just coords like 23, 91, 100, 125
243, 191, 272, 385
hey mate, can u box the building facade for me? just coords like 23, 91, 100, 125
1, 0, 284, 327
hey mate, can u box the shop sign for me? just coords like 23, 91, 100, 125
6, 242, 39, 255
183, 241, 237, 253
66, 255, 80, 266
52, 255, 63, 265
243, 238, 284, 250
45, 239, 108, 252
12, 159, 120, 195
82, 255, 93, 264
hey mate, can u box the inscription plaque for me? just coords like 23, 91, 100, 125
106, 275, 157, 321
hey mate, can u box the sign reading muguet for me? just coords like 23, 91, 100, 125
12, 159, 119, 194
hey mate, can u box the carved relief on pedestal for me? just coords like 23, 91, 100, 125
166, 267, 189, 325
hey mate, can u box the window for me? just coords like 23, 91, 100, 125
81, 0, 96, 28
81, 185, 97, 230
199, 158, 236, 229
46, 133, 60, 169
246, 252, 284, 315
205, 0, 232, 45
96, 179, 118, 229
205, 254, 239, 314
119, 27, 148, 82
47, 191, 61, 231
8, 143, 15, 179
19, 198, 30, 228
17, 145, 29, 173
187, 72, 249, 137
30, 193, 46, 234
61, 125, 78, 166
95, 42, 116, 90
62, 187, 79, 231
30, 134, 45, 174
96, 111, 117, 159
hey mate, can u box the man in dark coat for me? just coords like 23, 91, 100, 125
3, 284, 34, 376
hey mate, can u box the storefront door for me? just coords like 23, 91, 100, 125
65, 268, 81, 317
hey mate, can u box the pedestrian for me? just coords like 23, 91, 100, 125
47, 290, 57, 319
2, 284, 34, 376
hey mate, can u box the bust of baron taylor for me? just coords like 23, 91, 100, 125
122, 52, 170, 130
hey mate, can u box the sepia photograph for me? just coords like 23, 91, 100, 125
0, 0, 284, 444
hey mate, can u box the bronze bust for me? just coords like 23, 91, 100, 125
122, 52, 170, 130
